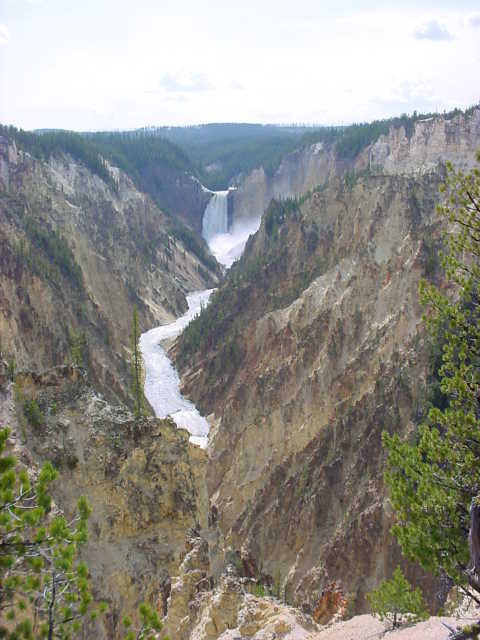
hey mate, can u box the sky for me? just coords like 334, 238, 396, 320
0, 0, 479, 130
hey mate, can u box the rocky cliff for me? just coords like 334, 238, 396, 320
0, 135, 219, 405
0, 363, 208, 637
174, 110, 480, 618
231, 108, 480, 226
163, 529, 319, 640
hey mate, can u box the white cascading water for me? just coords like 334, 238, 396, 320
203, 188, 261, 268
140, 290, 213, 449
201, 191, 229, 242
140, 185, 261, 448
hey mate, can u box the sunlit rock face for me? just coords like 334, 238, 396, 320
230, 108, 480, 228
175, 108, 480, 615
0, 136, 218, 405
163, 529, 319, 640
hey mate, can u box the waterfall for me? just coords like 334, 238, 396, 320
201, 186, 261, 268
202, 190, 229, 242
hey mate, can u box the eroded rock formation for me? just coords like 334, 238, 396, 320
1, 364, 208, 637
231, 108, 480, 226
0, 136, 219, 404
175, 109, 480, 616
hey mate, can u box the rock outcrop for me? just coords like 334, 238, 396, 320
2, 364, 208, 637
0, 135, 219, 404
231, 108, 480, 226
163, 529, 319, 640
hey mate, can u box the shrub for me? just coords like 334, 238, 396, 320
23, 397, 44, 428
366, 566, 429, 629
7, 358, 16, 381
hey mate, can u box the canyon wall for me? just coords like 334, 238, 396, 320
0, 136, 219, 405
175, 109, 480, 616
231, 108, 480, 226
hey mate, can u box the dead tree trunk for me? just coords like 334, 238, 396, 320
469, 499, 480, 595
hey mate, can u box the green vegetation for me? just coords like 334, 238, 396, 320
178, 197, 317, 371
0, 127, 215, 274
69, 329, 88, 368
422, 237, 441, 279
0, 426, 100, 639
159, 107, 477, 190
171, 221, 218, 272
6, 359, 16, 382
304, 106, 478, 162
22, 397, 44, 428
130, 306, 146, 418
21, 218, 83, 291
0, 125, 216, 275
382, 153, 480, 601
335, 120, 391, 160
178, 285, 243, 366
450, 624, 480, 639
121, 603, 163, 640
0, 426, 164, 639
253, 583, 266, 598
0, 125, 116, 189
156, 122, 309, 190
3, 107, 476, 199
264, 198, 299, 237
84, 130, 196, 211
366, 567, 428, 629
87, 129, 193, 174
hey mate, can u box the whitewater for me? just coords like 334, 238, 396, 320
140, 189, 260, 448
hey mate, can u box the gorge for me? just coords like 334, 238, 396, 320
139, 180, 260, 449
1, 106, 480, 639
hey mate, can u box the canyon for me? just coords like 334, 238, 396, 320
1, 107, 480, 638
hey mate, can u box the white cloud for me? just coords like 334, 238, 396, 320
413, 19, 454, 41
469, 14, 480, 28
1, 4, 478, 130
157, 72, 214, 93
0, 24, 9, 46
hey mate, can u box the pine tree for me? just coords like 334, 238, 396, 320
0, 425, 165, 638
383, 152, 480, 601
130, 306, 145, 418
367, 566, 428, 629
0, 426, 101, 639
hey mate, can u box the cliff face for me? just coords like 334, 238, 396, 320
175, 110, 480, 616
0, 135, 222, 636
163, 529, 319, 640
366, 110, 480, 175
177, 173, 442, 610
0, 136, 219, 404
1, 364, 208, 637
231, 108, 480, 226
136, 165, 212, 233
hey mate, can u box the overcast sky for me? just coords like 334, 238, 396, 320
0, 0, 479, 130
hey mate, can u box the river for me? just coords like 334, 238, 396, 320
140, 190, 260, 448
